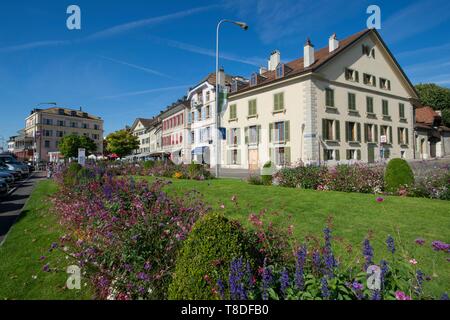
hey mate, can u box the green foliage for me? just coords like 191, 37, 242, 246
384, 158, 414, 192
263, 161, 273, 168
441, 108, 450, 127
415, 83, 450, 111
59, 134, 97, 159
143, 160, 155, 169
261, 175, 273, 186
63, 162, 82, 186
105, 129, 140, 158
247, 175, 263, 185
168, 213, 256, 300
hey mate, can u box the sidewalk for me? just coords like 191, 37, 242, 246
0, 172, 46, 244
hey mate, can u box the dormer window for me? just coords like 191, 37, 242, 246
363, 73, 376, 87
250, 73, 257, 86
380, 78, 391, 90
231, 80, 238, 93
345, 68, 359, 82
276, 63, 284, 79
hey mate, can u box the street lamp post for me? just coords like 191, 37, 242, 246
215, 19, 248, 178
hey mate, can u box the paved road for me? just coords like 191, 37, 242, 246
0, 172, 45, 245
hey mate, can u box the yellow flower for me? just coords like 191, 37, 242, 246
173, 172, 183, 179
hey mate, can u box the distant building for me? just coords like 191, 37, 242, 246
130, 117, 163, 161
23, 107, 104, 162
414, 106, 450, 159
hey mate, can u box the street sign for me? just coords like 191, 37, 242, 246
380, 135, 387, 143
78, 148, 86, 166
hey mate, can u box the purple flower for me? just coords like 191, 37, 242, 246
217, 278, 225, 300
371, 290, 381, 300
39, 256, 46, 261
415, 270, 424, 295
261, 259, 272, 301
279, 268, 289, 298
415, 238, 425, 246
386, 235, 395, 254
51, 242, 58, 249
363, 239, 374, 269
137, 272, 149, 281
312, 250, 321, 273
229, 257, 247, 300
42, 264, 50, 272
144, 262, 152, 270
376, 197, 384, 203
295, 246, 307, 290
432, 241, 450, 252
320, 277, 330, 300
442, 293, 449, 300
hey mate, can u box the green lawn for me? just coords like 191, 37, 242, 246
0, 180, 94, 300
142, 177, 450, 297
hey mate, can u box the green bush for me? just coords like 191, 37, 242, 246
261, 161, 273, 186
384, 158, 414, 192
168, 213, 256, 300
63, 162, 82, 186
143, 160, 155, 169
248, 175, 263, 185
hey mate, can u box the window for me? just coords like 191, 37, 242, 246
274, 122, 285, 142
206, 91, 210, 102
248, 126, 258, 144
188, 112, 192, 124
56, 131, 64, 138
230, 128, 240, 145
250, 73, 257, 86
83, 123, 89, 129
380, 78, 391, 90
274, 92, 284, 111
322, 119, 340, 141
363, 73, 376, 86
58, 120, 65, 127
345, 68, 359, 82
229, 104, 237, 120
276, 64, 284, 78
398, 127, 409, 145
325, 88, 334, 107
206, 105, 210, 119
275, 147, 287, 166
380, 125, 392, 143
44, 140, 51, 148
364, 123, 377, 143
382, 100, 389, 116
191, 131, 195, 144
399, 103, 405, 119
348, 93, 356, 111
231, 149, 239, 165
92, 134, 99, 140
324, 149, 337, 161
231, 80, 238, 93
347, 149, 356, 160
45, 118, 53, 125
44, 130, 53, 137
362, 45, 370, 55
71, 122, 78, 128
366, 97, 374, 113
248, 99, 257, 116
346, 122, 361, 142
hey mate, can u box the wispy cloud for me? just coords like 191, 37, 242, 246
405, 59, 450, 75
397, 42, 450, 59
382, 0, 450, 43
0, 5, 217, 53
84, 5, 218, 41
98, 85, 189, 100
148, 35, 265, 67
98, 55, 176, 80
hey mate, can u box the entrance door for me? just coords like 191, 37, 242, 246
248, 149, 259, 171
368, 144, 375, 163
430, 141, 436, 158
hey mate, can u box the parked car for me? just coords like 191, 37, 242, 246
0, 172, 15, 186
0, 162, 21, 180
0, 178, 8, 197
0, 155, 29, 177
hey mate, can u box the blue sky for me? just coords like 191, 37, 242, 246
1, 0, 450, 148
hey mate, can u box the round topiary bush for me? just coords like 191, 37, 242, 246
384, 158, 414, 192
168, 213, 256, 300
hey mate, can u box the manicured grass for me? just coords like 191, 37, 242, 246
0, 180, 94, 300
143, 177, 450, 297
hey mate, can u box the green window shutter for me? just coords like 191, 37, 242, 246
285, 147, 291, 165
245, 127, 249, 144
269, 148, 273, 162
335, 150, 340, 161
355, 71, 359, 82
364, 124, 369, 143
345, 122, 349, 142
375, 125, 378, 143
357, 149, 361, 160
257, 125, 261, 143
280, 92, 284, 109
346, 149, 351, 160
357, 123, 361, 142
367, 97, 373, 113
406, 128, 409, 144
348, 93, 351, 110
335, 120, 340, 141
269, 123, 273, 142
398, 128, 401, 144
322, 119, 327, 140
389, 126, 393, 143
274, 94, 279, 110
284, 121, 290, 142
326, 89, 334, 107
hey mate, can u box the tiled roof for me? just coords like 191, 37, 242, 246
231, 29, 371, 94
191, 72, 236, 90
37, 107, 102, 120
415, 106, 440, 125
137, 118, 157, 128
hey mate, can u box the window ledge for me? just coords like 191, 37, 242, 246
247, 114, 258, 120
272, 109, 286, 115
326, 106, 338, 112
400, 144, 409, 148
348, 110, 360, 117
228, 118, 238, 123
348, 141, 361, 145
382, 116, 392, 121
400, 118, 408, 123
272, 140, 287, 145
325, 140, 339, 144
366, 112, 377, 119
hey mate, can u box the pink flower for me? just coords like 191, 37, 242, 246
220, 204, 225, 209
409, 259, 418, 265
395, 291, 412, 300
376, 197, 384, 203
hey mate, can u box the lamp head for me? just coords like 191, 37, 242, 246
235, 21, 249, 30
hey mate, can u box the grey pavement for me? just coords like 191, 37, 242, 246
0, 172, 45, 245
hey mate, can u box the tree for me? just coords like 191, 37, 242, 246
105, 129, 139, 158
415, 83, 450, 126
59, 134, 97, 159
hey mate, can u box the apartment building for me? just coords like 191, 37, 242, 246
161, 100, 191, 164
130, 117, 164, 160
187, 71, 244, 166
222, 29, 419, 170
24, 107, 104, 162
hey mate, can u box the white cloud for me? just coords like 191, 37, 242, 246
98, 85, 189, 100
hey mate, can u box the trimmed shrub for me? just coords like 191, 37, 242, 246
168, 213, 256, 300
385, 158, 414, 192
261, 161, 274, 186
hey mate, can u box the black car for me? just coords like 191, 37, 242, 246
0, 178, 8, 197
